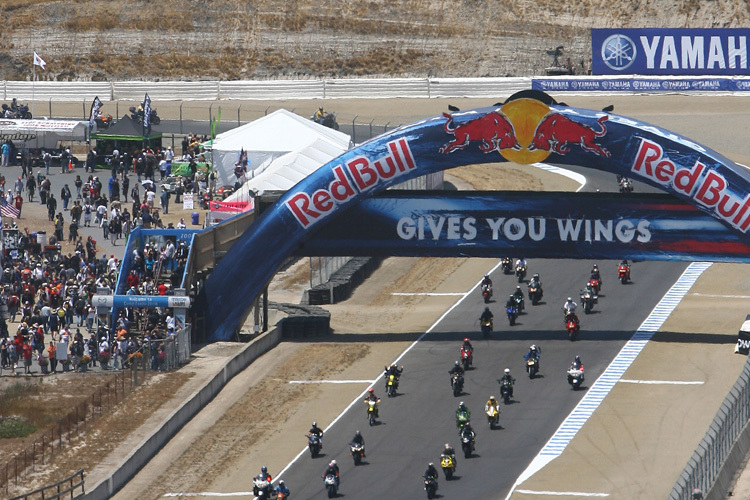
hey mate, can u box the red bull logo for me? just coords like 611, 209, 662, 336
439, 98, 611, 163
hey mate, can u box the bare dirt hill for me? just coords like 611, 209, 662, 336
1, 0, 748, 81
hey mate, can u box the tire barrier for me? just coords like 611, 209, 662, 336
306, 257, 384, 306
272, 302, 331, 339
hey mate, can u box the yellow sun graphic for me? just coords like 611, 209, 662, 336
499, 98, 552, 164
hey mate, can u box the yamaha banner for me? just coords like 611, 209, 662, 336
592, 28, 750, 76
298, 192, 750, 262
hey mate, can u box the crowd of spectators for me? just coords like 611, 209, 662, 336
0, 154, 190, 377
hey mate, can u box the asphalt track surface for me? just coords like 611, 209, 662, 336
272, 170, 690, 500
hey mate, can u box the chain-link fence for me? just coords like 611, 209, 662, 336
669, 355, 750, 500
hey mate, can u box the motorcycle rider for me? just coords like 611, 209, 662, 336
456, 401, 471, 423
563, 297, 579, 321
618, 259, 630, 277
461, 337, 473, 357
274, 480, 290, 498
506, 294, 517, 310
364, 388, 380, 417
529, 272, 542, 288
524, 344, 541, 369
449, 360, 465, 383
384, 364, 403, 390
323, 459, 340, 487
481, 273, 493, 295
460, 421, 476, 446
480, 306, 493, 324
590, 264, 602, 287
485, 395, 500, 415
253, 466, 272, 496
442, 442, 457, 468
351, 429, 366, 457
513, 285, 525, 307
315, 107, 326, 121
309, 421, 324, 448
515, 257, 527, 271
424, 462, 439, 482
570, 355, 584, 371
499, 368, 515, 398
582, 281, 598, 301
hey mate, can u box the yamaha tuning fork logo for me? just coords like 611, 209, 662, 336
601, 33, 637, 71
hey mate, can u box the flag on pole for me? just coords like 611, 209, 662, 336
89, 96, 102, 127
142, 93, 151, 137
33, 51, 46, 69
0, 196, 20, 219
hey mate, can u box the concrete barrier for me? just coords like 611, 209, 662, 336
80, 325, 283, 500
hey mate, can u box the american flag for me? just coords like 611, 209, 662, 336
0, 197, 20, 219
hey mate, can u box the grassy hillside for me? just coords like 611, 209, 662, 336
1, 0, 748, 81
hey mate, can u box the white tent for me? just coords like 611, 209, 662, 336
211, 109, 351, 187
223, 138, 349, 205
0, 119, 89, 149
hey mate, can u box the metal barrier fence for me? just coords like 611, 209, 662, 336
7, 469, 84, 500
669, 355, 750, 499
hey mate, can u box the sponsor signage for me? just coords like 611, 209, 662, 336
736, 315, 750, 355
592, 28, 750, 76
297, 192, 750, 261
532, 77, 750, 92
202, 91, 750, 341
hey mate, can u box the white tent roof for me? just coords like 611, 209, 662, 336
0, 119, 89, 149
224, 139, 348, 203
211, 109, 351, 187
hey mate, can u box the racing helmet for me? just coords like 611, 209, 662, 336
463, 337, 470, 343
331, 459, 337, 465
368, 387, 374, 393
504, 368, 510, 374
484, 306, 489, 311
261, 466, 267, 473
593, 264, 599, 270
575, 355, 581, 362
533, 273, 539, 278
489, 395, 496, 401
530, 344, 537, 351
312, 421, 317, 427
279, 480, 285, 486
484, 274, 489, 279
429, 462, 434, 467
459, 401, 465, 406
445, 443, 451, 448
356, 430, 361, 436
455, 360, 460, 366
516, 285, 521, 289
567, 297, 572, 302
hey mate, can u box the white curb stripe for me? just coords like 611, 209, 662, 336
289, 379, 373, 384
391, 292, 466, 296
515, 490, 609, 497
619, 379, 704, 385
505, 262, 712, 500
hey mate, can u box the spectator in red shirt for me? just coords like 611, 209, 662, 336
157, 282, 168, 295
22, 340, 33, 374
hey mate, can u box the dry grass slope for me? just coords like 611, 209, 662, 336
1, 0, 748, 81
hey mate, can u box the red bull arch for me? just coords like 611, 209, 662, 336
200, 90, 750, 341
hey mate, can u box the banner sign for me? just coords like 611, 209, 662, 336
201, 90, 750, 341
592, 28, 750, 76
532, 77, 750, 93
736, 315, 750, 355
92, 294, 191, 308
209, 199, 253, 212
297, 191, 750, 261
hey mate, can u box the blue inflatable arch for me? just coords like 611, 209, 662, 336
201, 90, 750, 341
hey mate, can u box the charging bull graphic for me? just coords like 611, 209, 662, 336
529, 114, 611, 158
439, 111, 521, 154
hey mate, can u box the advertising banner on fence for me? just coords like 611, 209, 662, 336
201, 90, 750, 341
592, 28, 750, 76
297, 191, 750, 261
736, 315, 750, 355
532, 77, 750, 93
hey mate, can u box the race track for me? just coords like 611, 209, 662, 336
272, 170, 690, 499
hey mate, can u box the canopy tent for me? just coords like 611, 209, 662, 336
91, 115, 162, 160
0, 119, 89, 149
211, 109, 351, 187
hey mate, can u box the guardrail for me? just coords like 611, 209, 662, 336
669, 354, 750, 500
6, 469, 84, 500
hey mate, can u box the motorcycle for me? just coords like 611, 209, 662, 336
481, 317, 493, 338
589, 277, 601, 295
460, 346, 472, 371
501, 257, 512, 275
95, 114, 114, 128
129, 106, 161, 125
424, 475, 438, 499
253, 477, 273, 498
276, 492, 289, 500
528, 282, 543, 305
619, 177, 634, 193
580, 289, 596, 314
526, 357, 538, 379
567, 368, 585, 390
1, 102, 31, 119
486, 405, 500, 429
456, 410, 470, 431
515, 263, 527, 283
350, 442, 364, 465
451, 373, 464, 397
386, 373, 399, 397
507, 305, 518, 326
311, 112, 340, 130
513, 294, 525, 313
365, 398, 380, 426
565, 313, 580, 341
481, 283, 492, 303
307, 433, 322, 457
461, 432, 475, 458
618, 263, 631, 284
324, 474, 338, 498
500, 380, 513, 404
440, 454, 455, 480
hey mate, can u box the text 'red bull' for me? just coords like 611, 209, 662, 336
632, 138, 750, 232
286, 138, 416, 228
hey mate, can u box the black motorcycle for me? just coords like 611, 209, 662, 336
312, 112, 339, 130
461, 432, 475, 458
129, 106, 161, 125
307, 433, 322, 457
528, 282, 543, 305
423, 476, 438, 499
501, 257, 512, 274
451, 373, 464, 397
